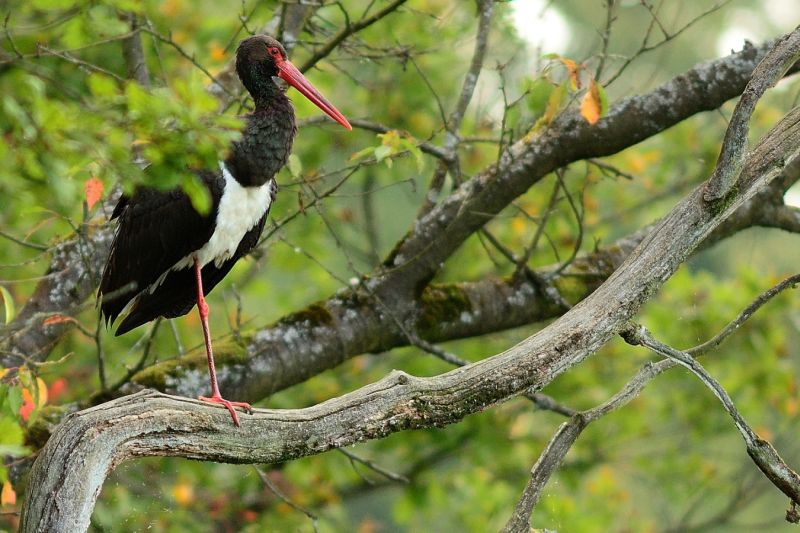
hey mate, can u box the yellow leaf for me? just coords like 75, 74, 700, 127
511, 217, 526, 237
1, 480, 16, 507
172, 481, 194, 506
581, 79, 602, 125
541, 81, 566, 125
208, 41, 226, 62
36, 377, 48, 408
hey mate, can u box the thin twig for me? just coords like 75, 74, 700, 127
254, 466, 319, 532
35, 44, 126, 82
298, 0, 408, 73
139, 26, 231, 95
0, 230, 47, 251
338, 448, 410, 483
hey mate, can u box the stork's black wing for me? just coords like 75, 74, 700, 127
99, 170, 224, 328
113, 213, 267, 335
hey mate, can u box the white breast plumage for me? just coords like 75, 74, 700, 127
194, 161, 274, 268
148, 162, 274, 293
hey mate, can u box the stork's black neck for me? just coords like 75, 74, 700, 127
225, 85, 296, 188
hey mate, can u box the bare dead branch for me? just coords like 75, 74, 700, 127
705, 25, 800, 200
626, 325, 800, 510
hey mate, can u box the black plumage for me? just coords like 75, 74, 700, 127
100, 37, 296, 329
98, 35, 350, 426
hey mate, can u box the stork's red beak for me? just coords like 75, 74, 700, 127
276, 58, 352, 130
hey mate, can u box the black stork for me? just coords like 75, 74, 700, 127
99, 35, 351, 426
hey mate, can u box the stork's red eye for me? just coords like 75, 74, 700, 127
269, 47, 281, 58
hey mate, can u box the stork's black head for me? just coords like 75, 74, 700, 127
235, 35, 286, 96
235, 35, 351, 129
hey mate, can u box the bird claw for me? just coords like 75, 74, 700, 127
199, 394, 252, 426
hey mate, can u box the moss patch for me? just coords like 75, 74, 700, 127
26, 404, 70, 450
131, 339, 247, 390
417, 284, 472, 335
279, 302, 334, 327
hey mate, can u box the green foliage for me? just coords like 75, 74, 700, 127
1, 0, 799, 531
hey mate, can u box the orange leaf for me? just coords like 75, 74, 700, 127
84, 177, 104, 210
1, 481, 16, 507
19, 388, 35, 422
559, 57, 581, 90
208, 41, 226, 62
581, 79, 602, 125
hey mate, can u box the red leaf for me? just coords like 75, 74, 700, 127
84, 177, 104, 210
42, 314, 76, 326
48, 377, 68, 401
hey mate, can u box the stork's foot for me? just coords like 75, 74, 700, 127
199, 394, 252, 427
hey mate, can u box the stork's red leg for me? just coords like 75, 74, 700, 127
194, 258, 251, 426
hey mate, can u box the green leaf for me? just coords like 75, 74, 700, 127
596, 81, 609, 117
88, 73, 118, 99
374, 145, 392, 162
349, 146, 375, 161
182, 174, 212, 215
0, 286, 14, 324
0, 384, 23, 419
0, 416, 23, 446
287, 154, 302, 177
526, 78, 555, 116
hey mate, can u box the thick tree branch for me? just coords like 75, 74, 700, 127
120, 13, 149, 88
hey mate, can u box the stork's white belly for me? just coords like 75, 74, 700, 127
195, 161, 274, 267
149, 162, 274, 293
